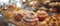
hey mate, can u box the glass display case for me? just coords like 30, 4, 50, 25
0, 0, 60, 26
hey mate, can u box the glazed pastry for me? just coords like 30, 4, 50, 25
36, 10, 49, 21
18, 10, 28, 16
14, 10, 28, 21
30, 1, 39, 6
14, 13, 23, 21
21, 12, 39, 26
48, 16, 58, 26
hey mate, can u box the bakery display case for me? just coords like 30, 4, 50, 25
0, 0, 60, 26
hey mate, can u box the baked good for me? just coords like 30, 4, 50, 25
21, 12, 39, 26
18, 10, 28, 16
14, 13, 23, 21
4, 5, 20, 11
36, 10, 49, 21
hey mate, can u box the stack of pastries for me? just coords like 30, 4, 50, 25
1, 4, 60, 26
21, 12, 39, 26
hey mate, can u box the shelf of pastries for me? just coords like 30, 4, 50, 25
1, 4, 60, 26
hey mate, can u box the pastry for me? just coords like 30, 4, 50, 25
14, 13, 23, 21
21, 12, 39, 26
36, 10, 49, 21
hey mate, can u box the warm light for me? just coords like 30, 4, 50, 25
23, 0, 26, 2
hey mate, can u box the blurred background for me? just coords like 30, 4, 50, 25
0, 0, 60, 26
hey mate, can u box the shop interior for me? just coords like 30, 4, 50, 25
0, 0, 60, 26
